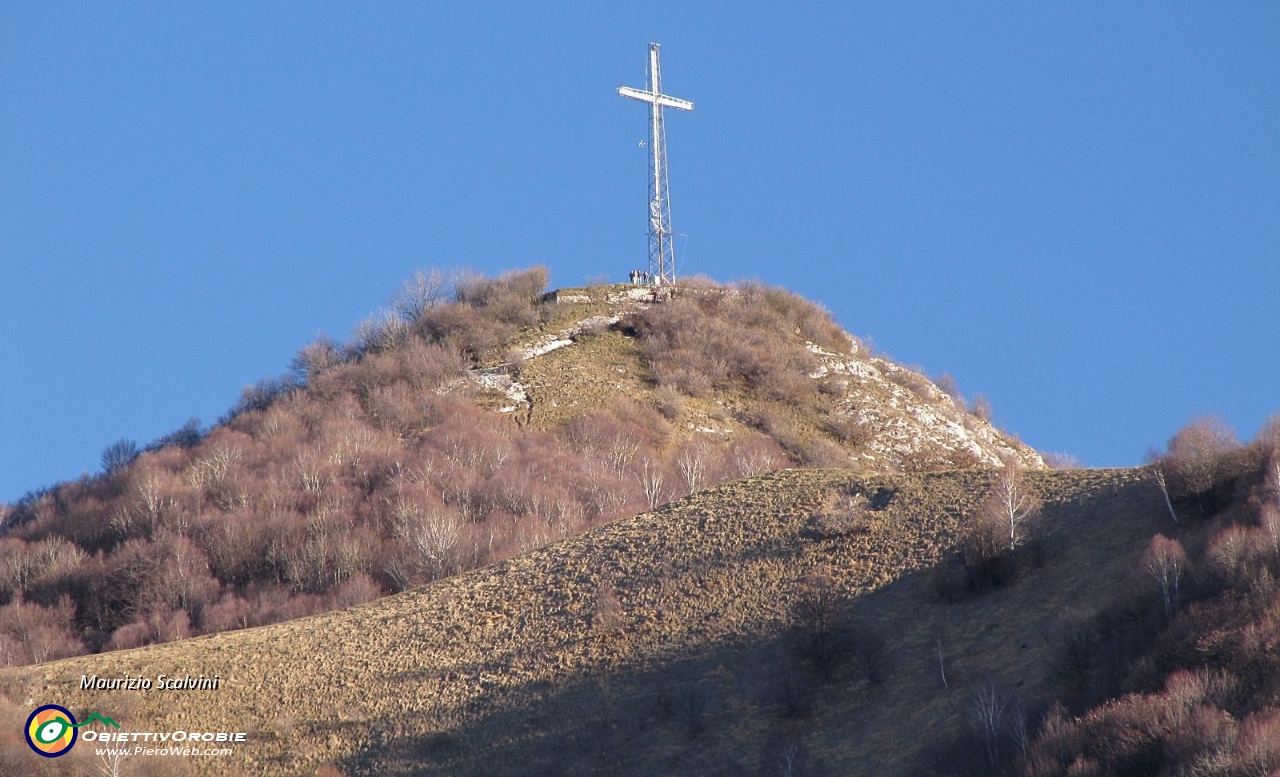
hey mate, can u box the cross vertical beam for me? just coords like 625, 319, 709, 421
618, 43, 694, 285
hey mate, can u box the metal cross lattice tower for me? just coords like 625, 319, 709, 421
618, 43, 694, 285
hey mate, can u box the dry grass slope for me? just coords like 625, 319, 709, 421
2, 465, 1166, 776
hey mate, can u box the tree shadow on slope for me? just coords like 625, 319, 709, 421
331, 471, 1168, 777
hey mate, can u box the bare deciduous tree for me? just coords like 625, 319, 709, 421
969, 680, 1007, 768
733, 439, 782, 479
389, 497, 462, 583
101, 438, 140, 476
604, 431, 640, 477
1008, 698, 1029, 765
295, 449, 327, 496
291, 335, 344, 383
1153, 468, 1179, 525
676, 442, 709, 496
637, 459, 669, 510
775, 737, 802, 777
984, 466, 1041, 551
395, 268, 450, 323
1260, 504, 1280, 561
1145, 534, 1187, 619
97, 747, 128, 777
935, 634, 948, 690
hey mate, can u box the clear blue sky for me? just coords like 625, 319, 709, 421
3, 3, 1277, 501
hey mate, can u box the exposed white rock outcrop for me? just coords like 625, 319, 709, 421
805, 341, 1043, 469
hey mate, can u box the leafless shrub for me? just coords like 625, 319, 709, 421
630, 280, 844, 404
1236, 710, 1280, 776
654, 385, 683, 420
395, 339, 468, 393
96, 746, 128, 777
608, 399, 671, 448
730, 435, 786, 479
805, 491, 872, 539
854, 625, 890, 685
1043, 451, 1083, 470
454, 266, 549, 309
947, 446, 989, 470
936, 373, 965, 406
0, 598, 83, 665
291, 335, 345, 383
415, 304, 515, 364
561, 412, 643, 477
354, 309, 414, 355
775, 669, 815, 720
822, 414, 872, 447
1158, 416, 1241, 517
816, 375, 848, 398
1265, 453, 1280, 504
222, 374, 302, 425
771, 735, 808, 777
791, 566, 852, 679
743, 406, 805, 460
653, 363, 714, 398
677, 687, 708, 738
958, 508, 1005, 578
799, 438, 851, 468
1255, 412, 1280, 452
886, 366, 937, 402
1205, 524, 1261, 591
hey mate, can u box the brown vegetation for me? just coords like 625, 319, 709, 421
8, 410, 1278, 776
958, 416, 1280, 777
0, 462, 1152, 776
0, 268, 1029, 670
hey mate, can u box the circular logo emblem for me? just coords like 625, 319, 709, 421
25, 705, 77, 757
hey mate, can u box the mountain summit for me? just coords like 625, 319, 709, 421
0, 269, 1036, 666
508, 280, 1041, 471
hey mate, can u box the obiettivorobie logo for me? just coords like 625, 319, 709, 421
24, 705, 120, 757
25, 704, 248, 760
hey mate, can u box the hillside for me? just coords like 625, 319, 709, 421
0, 465, 1149, 776
0, 269, 1038, 669
2, 404, 1276, 776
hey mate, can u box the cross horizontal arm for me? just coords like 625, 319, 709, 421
617, 86, 695, 111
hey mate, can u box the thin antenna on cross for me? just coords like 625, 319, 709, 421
618, 43, 694, 286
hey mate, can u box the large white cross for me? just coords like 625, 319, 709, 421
618, 43, 694, 285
